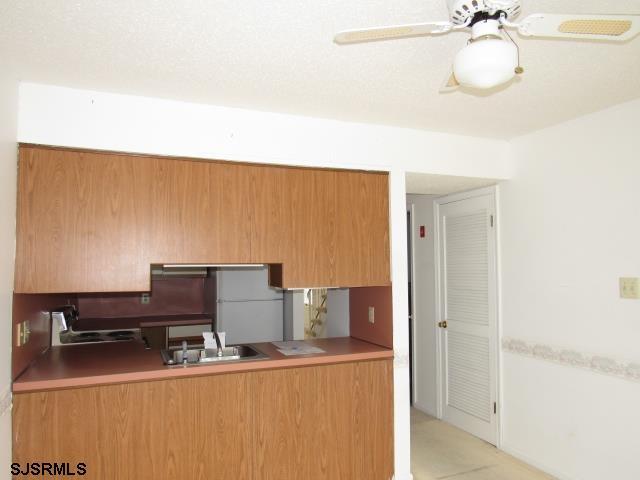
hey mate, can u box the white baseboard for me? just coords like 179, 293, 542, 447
500, 443, 572, 480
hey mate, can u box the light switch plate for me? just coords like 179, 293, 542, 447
619, 277, 640, 299
368, 306, 375, 324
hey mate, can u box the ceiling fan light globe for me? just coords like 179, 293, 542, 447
453, 39, 518, 89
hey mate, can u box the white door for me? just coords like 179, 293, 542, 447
436, 190, 498, 445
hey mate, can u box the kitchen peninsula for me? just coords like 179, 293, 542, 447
12, 145, 395, 479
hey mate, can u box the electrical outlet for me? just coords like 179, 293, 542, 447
368, 306, 375, 324
141, 293, 151, 305
15, 320, 30, 347
620, 277, 640, 299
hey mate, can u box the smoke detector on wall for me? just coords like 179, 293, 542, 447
334, 0, 640, 92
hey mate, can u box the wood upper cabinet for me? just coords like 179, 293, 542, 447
278, 167, 337, 287
15, 147, 155, 293
149, 158, 251, 264
249, 164, 286, 264
336, 171, 390, 286
265, 167, 390, 288
15, 146, 390, 292
149, 157, 212, 263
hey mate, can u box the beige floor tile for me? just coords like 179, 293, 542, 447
411, 407, 436, 425
411, 408, 554, 480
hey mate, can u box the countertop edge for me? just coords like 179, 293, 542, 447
13, 348, 394, 394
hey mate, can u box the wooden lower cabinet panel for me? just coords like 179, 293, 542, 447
13, 362, 393, 480
13, 374, 253, 480
253, 360, 394, 480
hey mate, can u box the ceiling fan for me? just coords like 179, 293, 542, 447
334, 0, 640, 91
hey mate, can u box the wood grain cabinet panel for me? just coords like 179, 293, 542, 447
278, 167, 337, 287
253, 360, 394, 480
13, 361, 393, 480
15, 147, 390, 292
15, 147, 154, 293
148, 157, 213, 263
148, 158, 251, 264
210, 161, 253, 263
249, 164, 286, 264
335, 171, 390, 286
13, 374, 253, 480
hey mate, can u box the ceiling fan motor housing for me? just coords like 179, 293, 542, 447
447, 0, 522, 25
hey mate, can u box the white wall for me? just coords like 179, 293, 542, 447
17, 83, 512, 480
406, 194, 438, 416
0, 75, 18, 474
17, 83, 512, 179
499, 99, 640, 480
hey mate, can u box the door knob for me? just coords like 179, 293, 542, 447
438, 321, 448, 329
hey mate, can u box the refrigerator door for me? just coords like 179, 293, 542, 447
218, 299, 284, 345
217, 267, 282, 301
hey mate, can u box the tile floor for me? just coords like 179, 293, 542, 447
411, 408, 555, 480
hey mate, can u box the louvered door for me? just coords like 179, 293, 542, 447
437, 192, 497, 445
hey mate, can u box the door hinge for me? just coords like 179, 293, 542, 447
493, 402, 497, 414
490, 215, 494, 227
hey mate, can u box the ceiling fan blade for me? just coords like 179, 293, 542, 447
518, 14, 640, 42
334, 21, 453, 45
439, 71, 460, 93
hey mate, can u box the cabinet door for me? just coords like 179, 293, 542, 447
209, 161, 252, 263
335, 171, 390, 286
252, 360, 394, 480
279, 167, 337, 287
15, 147, 154, 293
13, 374, 253, 480
250, 165, 286, 264
149, 158, 251, 264
149, 157, 213, 263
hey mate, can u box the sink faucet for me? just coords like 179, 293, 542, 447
213, 330, 223, 357
182, 340, 189, 364
211, 318, 223, 357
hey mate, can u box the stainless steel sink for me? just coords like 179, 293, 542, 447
161, 344, 268, 366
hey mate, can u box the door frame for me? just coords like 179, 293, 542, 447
433, 185, 502, 447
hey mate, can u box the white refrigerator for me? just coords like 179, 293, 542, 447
216, 267, 284, 345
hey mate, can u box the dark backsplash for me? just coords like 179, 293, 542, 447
77, 277, 208, 318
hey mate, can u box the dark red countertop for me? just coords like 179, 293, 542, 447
12, 337, 394, 393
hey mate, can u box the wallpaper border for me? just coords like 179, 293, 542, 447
502, 337, 640, 383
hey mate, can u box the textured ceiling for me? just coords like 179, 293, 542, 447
1, 0, 639, 139
405, 172, 497, 195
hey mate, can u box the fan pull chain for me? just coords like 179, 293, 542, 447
502, 23, 524, 74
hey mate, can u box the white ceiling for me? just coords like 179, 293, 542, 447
405, 172, 498, 195
1, 0, 639, 139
